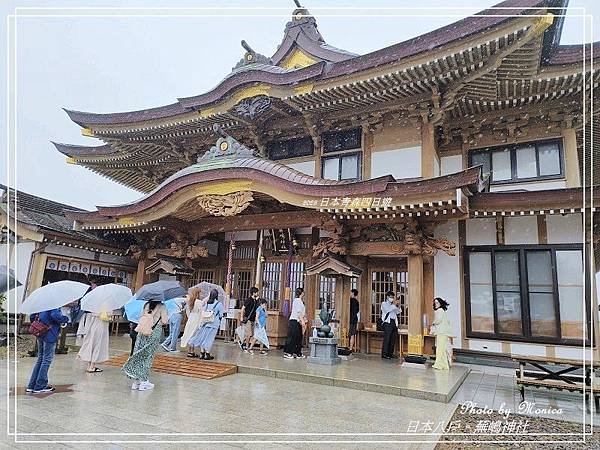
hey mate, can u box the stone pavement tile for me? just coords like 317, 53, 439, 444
479, 373, 499, 386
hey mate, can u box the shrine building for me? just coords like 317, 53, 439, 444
51, 0, 599, 361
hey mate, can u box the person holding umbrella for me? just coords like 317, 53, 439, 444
188, 289, 224, 360
122, 297, 168, 391
76, 283, 132, 373
26, 308, 70, 393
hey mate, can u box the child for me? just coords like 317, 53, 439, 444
246, 299, 269, 355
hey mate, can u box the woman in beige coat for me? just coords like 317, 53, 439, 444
77, 312, 110, 373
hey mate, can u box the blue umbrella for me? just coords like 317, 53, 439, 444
124, 296, 186, 323
133, 280, 186, 302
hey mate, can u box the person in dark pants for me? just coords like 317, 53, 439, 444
380, 290, 401, 359
27, 308, 69, 393
129, 322, 138, 356
283, 287, 306, 359
349, 289, 360, 352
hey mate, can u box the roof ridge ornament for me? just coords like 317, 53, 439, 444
197, 124, 260, 162
234, 40, 273, 69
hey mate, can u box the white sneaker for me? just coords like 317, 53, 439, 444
161, 343, 169, 351
138, 381, 154, 391
283, 353, 294, 359
131, 381, 140, 390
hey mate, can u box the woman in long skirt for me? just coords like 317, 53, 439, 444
188, 289, 224, 360
122, 300, 168, 391
77, 312, 110, 373
179, 287, 203, 357
430, 297, 453, 370
283, 287, 306, 359
246, 298, 269, 355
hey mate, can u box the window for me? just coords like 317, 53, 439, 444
323, 128, 361, 153
288, 262, 306, 294
193, 269, 214, 285
262, 262, 282, 310
469, 139, 563, 184
319, 275, 336, 311
370, 270, 408, 327
232, 270, 252, 305
267, 137, 314, 160
465, 245, 588, 344
322, 153, 361, 181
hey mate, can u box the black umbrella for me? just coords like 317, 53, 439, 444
133, 280, 186, 302
0, 265, 22, 294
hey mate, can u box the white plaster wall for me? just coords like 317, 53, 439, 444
510, 343, 547, 357
434, 221, 461, 347
546, 213, 583, 244
504, 216, 539, 244
554, 346, 592, 360
433, 155, 440, 177
285, 160, 315, 176
441, 155, 463, 175
371, 147, 421, 180
295, 227, 312, 235
489, 179, 566, 192
466, 218, 497, 245
467, 339, 503, 353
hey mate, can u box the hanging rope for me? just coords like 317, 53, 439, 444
226, 232, 235, 297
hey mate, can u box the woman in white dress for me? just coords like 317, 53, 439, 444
77, 311, 110, 373
430, 297, 453, 370
179, 287, 203, 357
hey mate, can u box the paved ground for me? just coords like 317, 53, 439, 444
2, 336, 598, 448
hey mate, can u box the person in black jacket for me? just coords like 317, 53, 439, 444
349, 289, 360, 352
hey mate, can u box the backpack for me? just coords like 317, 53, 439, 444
200, 302, 220, 325
376, 312, 390, 332
28, 315, 51, 337
135, 311, 160, 336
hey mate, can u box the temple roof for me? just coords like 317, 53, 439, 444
0, 184, 129, 254
61, 0, 577, 128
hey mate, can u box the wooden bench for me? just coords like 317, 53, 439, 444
512, 354, 600, 410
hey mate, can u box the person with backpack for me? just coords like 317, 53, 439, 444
27, 308, 70, 394
188, 289, 223, 360
122, 299, 168, 391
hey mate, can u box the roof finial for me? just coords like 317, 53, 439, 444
241, 40, 253, 54
293, 0, 302, 8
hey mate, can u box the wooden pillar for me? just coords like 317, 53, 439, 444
133, 258, 147, 292
362, 124, 373, 180
407, 254, 424, 355
26, 250, 47, 297
337, 276, 351, 347
420, 120, 438, 179
423, 258, 434, 333
562, 127, 581, 188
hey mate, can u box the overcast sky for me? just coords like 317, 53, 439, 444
2, 0, 598, 210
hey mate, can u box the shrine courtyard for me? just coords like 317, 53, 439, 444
2, 337, 597, 448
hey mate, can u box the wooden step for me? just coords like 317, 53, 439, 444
102, 353, 237, 380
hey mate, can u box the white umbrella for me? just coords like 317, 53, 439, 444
80, 284, 132, 313
19, 280, 90, 314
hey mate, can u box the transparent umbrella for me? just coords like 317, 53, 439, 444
0, 265, 22, 294
80, 284, 132, 313
189, 281, 227, 302
19, 280, 90, 314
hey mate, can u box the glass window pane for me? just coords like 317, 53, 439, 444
516, 145, 537, 179
526, 252, 554, 293
471, 152, 491, 177
556, 250, 585, 340
492, 149, 512, 181
526, 251, 557, 337
371, 271, 394, 325
538, 142, 561, 176
340, 154, 359, 180
468, 252, 494, 333
323, 157, 339, 180
495, 252, 522, 335
529, 293, 557, 337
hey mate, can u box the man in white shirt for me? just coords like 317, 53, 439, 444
380, 290, 402, 359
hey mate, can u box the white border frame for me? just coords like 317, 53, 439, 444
3, 3, 595, 445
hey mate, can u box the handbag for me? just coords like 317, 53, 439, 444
28, 315, 51, 337
376, 312, 390, 332
99, 311, 112, 322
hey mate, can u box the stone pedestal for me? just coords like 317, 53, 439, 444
308, 337, 341, 365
